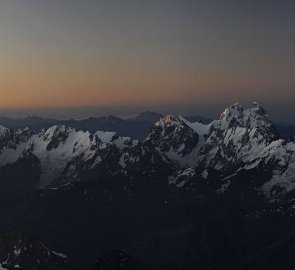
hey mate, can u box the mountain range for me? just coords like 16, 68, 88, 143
0, 111, 293, 140
0, 102, 295, 269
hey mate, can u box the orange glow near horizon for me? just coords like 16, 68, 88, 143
0, 1, 294, 116
0, 65, 293, 110
1, 47, 293, 110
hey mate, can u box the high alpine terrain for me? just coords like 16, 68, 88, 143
0, 102, 294, 270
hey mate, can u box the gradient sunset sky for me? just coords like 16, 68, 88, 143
0, 0, 294, 121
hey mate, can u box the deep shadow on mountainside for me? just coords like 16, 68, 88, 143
1, 171, 295, 269
0, 103, 295, 269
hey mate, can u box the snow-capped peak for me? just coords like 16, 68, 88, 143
214, 102, 278, 142
154, 114, 182, 128
220, 102, 243, 121
42, 125, 72, 141
145, 115, 201, 164
0, 125, 9, 138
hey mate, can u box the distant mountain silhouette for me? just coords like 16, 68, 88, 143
0, 111, 294, 140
